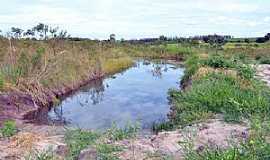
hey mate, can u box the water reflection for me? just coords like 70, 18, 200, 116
48, 60, 184, 130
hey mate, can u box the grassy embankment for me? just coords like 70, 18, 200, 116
161, 42, 270, 159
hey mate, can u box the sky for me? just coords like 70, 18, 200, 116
0, 0, 269, 39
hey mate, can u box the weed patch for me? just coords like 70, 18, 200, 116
0, 120, 17, 138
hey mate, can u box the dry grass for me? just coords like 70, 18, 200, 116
192, 67, 237, 81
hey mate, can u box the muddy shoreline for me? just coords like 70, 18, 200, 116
0, 72, 105, 126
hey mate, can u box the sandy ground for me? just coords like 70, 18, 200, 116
256, 64, 270, 86
116, 119, 248, 160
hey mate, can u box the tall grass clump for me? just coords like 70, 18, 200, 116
0, 120, 17, 137
181, 54, 200, 85
0, 71, 4, 90
65, 129, 100, 159
170, 73, 270, 125
105, 122, 140, 141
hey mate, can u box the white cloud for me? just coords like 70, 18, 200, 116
0, 0, 269, 38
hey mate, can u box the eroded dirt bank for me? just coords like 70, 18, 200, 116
0, 72, 104, 126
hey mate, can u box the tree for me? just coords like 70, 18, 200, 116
159, 35, 167, 41
49, 27, 59, 38
244, 38, 250, 43
109, 34, 116, 42
265, 33, 270, 41
33, 23, 48, 40
23, 29, 35, 38
11, 27, 23, 39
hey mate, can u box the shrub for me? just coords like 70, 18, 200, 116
260, 57, 270, 64
0, 120, 17, 137
202, 54, 235, 69
237, 64, 255, 80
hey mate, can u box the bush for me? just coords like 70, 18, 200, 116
260, 57, 270, 64
202, 54, 235, 69
0, 120, 17, 137
237, 64, 255, 80
170, 73, 270, 125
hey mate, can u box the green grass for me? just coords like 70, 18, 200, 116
25, 149, 55, 160
171, 73, 270, 125
64, 123, 139, 160
64, 129, 100, 159
0, 120, 17, 138
0, 71, 4, 90
104, 122, 140, 141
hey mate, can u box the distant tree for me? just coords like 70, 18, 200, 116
265, 33, 270, 41
23, 29, 35, 38
256, 37, 266, 43
244, 38, 250, 43
159, 35, 167, 41
57, 30, 70, 39
256, 33, 270, 43
49, 27, 59, 38
120, 38, 125, 43
109, 34, 116, 42
11, 27, 23, 39
33, 23, 49, 40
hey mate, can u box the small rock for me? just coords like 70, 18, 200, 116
78, 147, 97, 160
55, 144, 69, 157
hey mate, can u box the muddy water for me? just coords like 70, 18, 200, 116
48, 60, 184, 131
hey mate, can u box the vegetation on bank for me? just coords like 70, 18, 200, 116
161, 42, 270, 159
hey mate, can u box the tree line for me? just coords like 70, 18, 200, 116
256, 33, 270, 43
0, 23, 70, 40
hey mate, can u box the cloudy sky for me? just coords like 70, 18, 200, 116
0, 0, 269, 39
